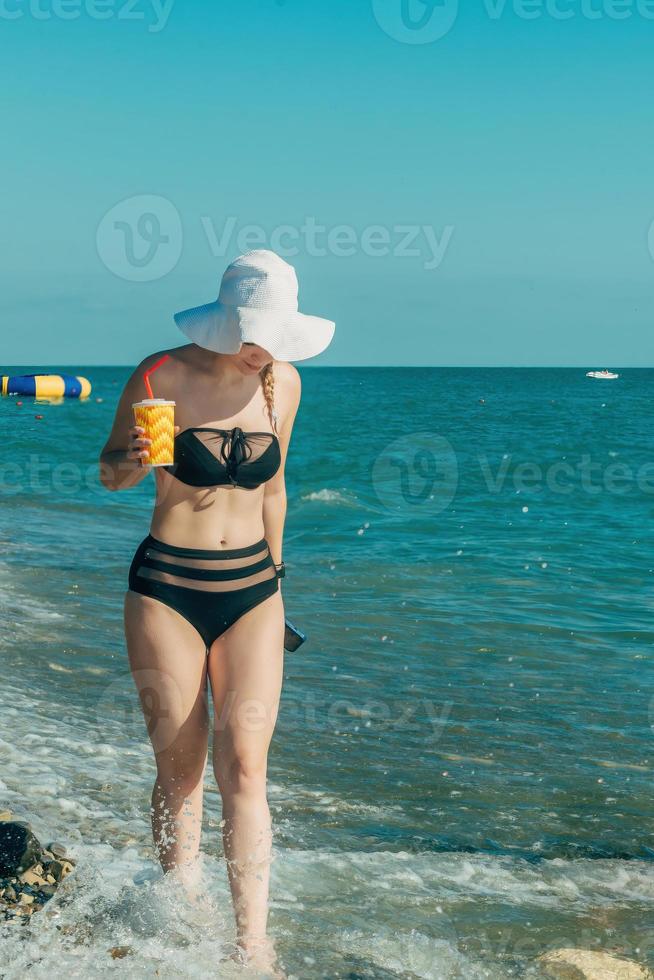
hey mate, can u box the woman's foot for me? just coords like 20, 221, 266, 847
166, 859, 206, 909
228, 936, 286, 977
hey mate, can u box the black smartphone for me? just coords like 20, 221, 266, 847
284, 617, 306, 652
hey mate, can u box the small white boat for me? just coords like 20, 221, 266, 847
586, 369, 619, 380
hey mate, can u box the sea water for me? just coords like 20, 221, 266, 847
0, 365, 652, 977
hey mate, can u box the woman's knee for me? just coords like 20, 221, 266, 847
155, 745, 208, 795
214, 750, 268, 797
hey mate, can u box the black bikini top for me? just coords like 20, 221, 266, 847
163, 427, 281, 489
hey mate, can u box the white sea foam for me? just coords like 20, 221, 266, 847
0, 560, 64, 652
300, 488, 350, 504
1, 650, 652, 977
268, 780, 407, 819
0, 689, 650, 921
2, 840, 650, 978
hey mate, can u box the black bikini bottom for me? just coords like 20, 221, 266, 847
127, 533, 280, 650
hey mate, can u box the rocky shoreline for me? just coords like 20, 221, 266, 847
0, 811, 75, 922
1, 811, 651, 978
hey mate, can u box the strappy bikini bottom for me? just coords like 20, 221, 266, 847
127, 533, 280, 650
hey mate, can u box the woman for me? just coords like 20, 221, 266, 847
99, 249, 335, 971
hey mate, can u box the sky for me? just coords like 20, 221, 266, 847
2, 0, 653, 366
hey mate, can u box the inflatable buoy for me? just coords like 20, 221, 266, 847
1, 374, 92, 399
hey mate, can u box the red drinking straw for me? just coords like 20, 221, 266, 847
143, 353, 171, 399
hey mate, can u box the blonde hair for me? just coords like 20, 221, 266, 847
260, 362, 279, 435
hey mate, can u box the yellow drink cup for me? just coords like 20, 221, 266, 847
132, 399, 176, 467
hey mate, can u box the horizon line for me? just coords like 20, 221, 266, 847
0, 364, 647, 370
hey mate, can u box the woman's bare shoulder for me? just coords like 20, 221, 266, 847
118, 346, 192, 401
272, 360, 301, 391
138, 344, 193, 369
128, 345, 193, 381
271, 362, 301, 430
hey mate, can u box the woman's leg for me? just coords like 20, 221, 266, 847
207, 586, 285, 959
124, 588, 210, 891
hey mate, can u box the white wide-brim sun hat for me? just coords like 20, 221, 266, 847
173, 249, 335, 362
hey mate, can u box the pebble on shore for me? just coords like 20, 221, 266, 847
0, 811, 76, 921
538, 948, 654, 980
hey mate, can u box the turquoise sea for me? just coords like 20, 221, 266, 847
0, 365, 652, 977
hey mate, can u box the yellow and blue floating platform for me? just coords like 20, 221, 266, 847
1, 374, 92, 399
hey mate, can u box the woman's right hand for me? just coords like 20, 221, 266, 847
127, 425, 152, 464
